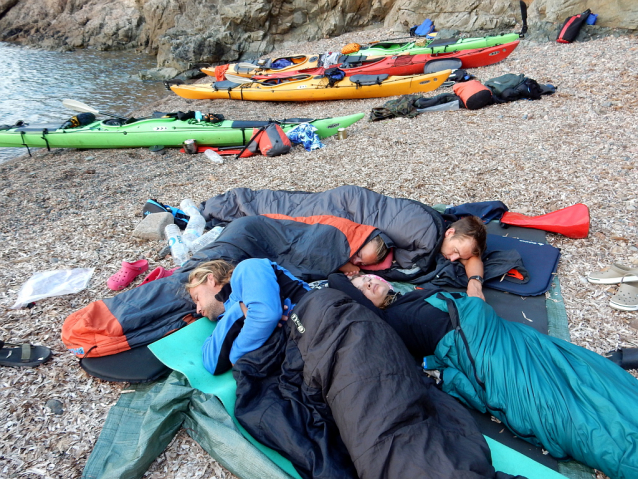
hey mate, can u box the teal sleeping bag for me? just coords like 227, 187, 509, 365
424, 292, 638, 479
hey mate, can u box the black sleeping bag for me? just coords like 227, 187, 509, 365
234, 288, 523, 479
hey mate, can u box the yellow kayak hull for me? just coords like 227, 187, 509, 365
171, 70, 451, 102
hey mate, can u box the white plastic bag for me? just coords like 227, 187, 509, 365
11, 268, 95, 309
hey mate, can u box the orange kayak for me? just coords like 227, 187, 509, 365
171, 70, 451, 102
202, 54, 323, 78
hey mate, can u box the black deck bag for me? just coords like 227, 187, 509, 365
557, 9, 591, 43
324, 67, 346, 86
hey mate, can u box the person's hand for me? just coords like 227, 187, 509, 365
278, 304, 289, 328
339, 262, 360, 277
466, 279, 485, 301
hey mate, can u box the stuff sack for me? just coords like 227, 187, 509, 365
557, 9, 591, 43
62, 112, 96, 129
453, 80, 492, 110
341, 43, 361, 54
324, 67, 346, 86
259, 123, 292, 156
244, 123, 292, 157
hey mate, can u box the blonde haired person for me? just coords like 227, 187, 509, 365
186, 258, 309, 375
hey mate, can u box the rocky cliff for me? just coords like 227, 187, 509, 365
1, 0, 635, 73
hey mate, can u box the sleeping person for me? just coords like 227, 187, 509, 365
199, 185, 495, 298
186, 257, 524, 479
329, 213, 488, 299
327, 272, 638, 479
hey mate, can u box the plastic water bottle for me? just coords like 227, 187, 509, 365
204, 149, 224, 164
164, 224, 190, 266
179, 198, 206, 247
190, 226, 224, 253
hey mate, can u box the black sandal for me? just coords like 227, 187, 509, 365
0, 341, 52, 367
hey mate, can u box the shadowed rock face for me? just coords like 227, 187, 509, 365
0, 0, 635, 69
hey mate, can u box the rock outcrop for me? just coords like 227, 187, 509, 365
0, 0, 636, 71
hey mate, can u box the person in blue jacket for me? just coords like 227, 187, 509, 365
185, 258, 310, 375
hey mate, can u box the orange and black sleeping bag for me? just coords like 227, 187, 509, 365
62, 214, 377, 358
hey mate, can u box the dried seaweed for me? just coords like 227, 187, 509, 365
0, 29, 636, 479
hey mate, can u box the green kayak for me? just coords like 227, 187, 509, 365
351, 32, 522, 56
0, 113, 365, 149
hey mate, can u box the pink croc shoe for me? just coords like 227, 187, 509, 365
137, 266, 179, 287
107, 259, 149, 291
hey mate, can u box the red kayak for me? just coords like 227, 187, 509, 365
253, 41, 519, 80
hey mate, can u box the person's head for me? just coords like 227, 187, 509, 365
440, 216, 486, 262
351, 235, 389, 266
185, 260, 235, 319
350, 273, 395, 309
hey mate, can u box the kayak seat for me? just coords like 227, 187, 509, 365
339, 55, 369, 69
350, 74, 389, 86
213, 80, 243, 91
423, 58, 463, 74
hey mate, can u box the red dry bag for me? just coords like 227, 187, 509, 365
500, 203, 590, 239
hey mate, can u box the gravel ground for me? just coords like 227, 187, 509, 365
0, 28, 636, 479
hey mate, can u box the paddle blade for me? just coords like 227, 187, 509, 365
236, 62, 259, 69
224, 73, 255, 84
62, 99, 99, 114
62, 99, 127, 120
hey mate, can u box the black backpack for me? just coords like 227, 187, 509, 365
501, 78, 545, 102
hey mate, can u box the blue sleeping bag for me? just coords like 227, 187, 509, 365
423, 292, 638, 479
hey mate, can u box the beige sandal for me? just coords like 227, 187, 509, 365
610, 282, 638, 311
588, 263, 638, 284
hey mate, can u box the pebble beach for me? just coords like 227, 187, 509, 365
0, 28, 637, 479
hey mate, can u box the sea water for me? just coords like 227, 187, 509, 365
0, 42, 169, 164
